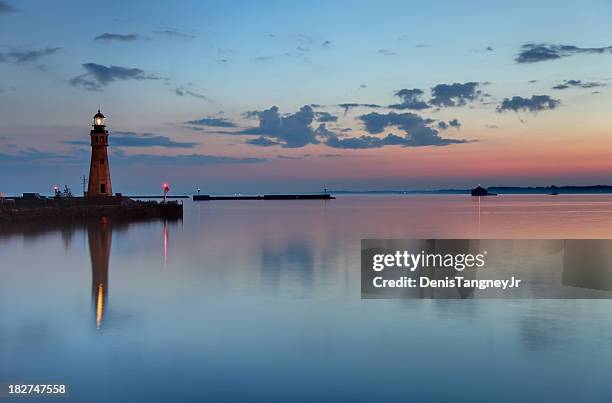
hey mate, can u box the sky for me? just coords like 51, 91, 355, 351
1, 0, 612, 194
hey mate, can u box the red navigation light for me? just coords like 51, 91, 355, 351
162, 183, 170, 204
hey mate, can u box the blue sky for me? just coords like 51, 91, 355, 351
1, 0, 612, 194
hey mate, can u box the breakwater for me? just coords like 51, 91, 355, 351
0, 196, 182, 223
193, 194, 335, 201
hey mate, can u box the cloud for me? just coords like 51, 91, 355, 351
377, 49, 396, 56
320, 111, 469, 149
69, 76, 102, 91
0, 148, 87, 165
186, 117, 236, 128
389, 88, 429, 110
429, 82, 483, 107
515, 43, 612, 64
60, 140, 90, 146
237, 106, 469, 150
290, 33, 313, 50
358, 111, 433, 134
0, 1, 15, 13
277, 154, 300, 159
174, 87, 208, 100
0, 147, 264, 167
69, 63, 159, 91
325, 131, 467, 149
314, 123, 336, 138
114, 153, 264, 166
449, 118, 461, 129
496, 95, 560, 113
325, 134, 398, 149
251, 53, 292, 61
153, 27, 195, 39
296, 34, 313, 44
63, 132, 197, 148
337, 103, 381, 115
314, 111, 338, 122
83, 63, 155, 84
112, 132, 197, 148
239, 105, 320, 148
94, 33, 141, 42
331, 83, 483, 114
438, 119, 460, 130
245, 136, 280, 147
552, 79, 606, 90
243, 110, 261, 119
330, 133, 408, 149
320, 153, 341, 158
0, 47, 61, 64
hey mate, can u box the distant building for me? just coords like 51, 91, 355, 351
86, 110, 112, 197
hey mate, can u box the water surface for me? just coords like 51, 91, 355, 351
2, 195, 612, 402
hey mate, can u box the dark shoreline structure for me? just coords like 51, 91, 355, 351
470, 186, 497, 197
332, 185, 612, 195
485, 185, 612, 194
193, 193, 335, 201
0, 196, 183, 223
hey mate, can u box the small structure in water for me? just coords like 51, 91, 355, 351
471, 186, 496, 196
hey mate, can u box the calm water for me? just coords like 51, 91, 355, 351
2, 195, 612, 402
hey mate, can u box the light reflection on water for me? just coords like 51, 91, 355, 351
1, 195, 612, 402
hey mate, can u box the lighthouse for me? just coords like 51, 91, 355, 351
86, 110, 112, 197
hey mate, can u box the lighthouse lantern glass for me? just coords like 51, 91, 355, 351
95, 116, 104, 126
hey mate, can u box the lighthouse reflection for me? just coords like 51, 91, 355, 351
88, 219, 111, 329
85, 218, 177, 329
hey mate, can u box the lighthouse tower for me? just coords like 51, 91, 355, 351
86, 110, 112, 197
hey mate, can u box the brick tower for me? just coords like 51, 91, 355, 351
87, 110, 112, 197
